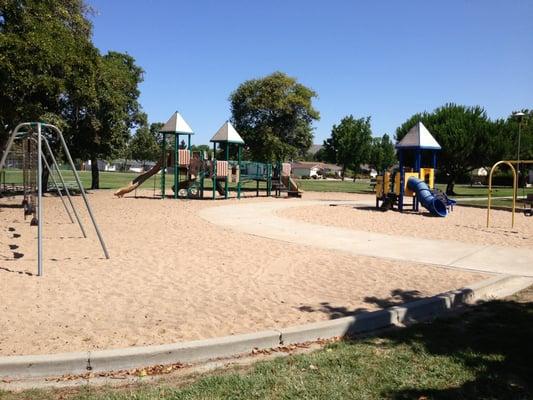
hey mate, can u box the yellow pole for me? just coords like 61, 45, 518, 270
487, 160, 516, 229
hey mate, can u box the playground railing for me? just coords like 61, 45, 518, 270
239, 161, 271, 180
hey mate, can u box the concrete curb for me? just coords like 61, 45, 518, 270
1, 275, 531, 382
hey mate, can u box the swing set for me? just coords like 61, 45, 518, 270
0, 122, 109, 276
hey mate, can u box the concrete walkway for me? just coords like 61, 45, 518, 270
200, 200, 533, 277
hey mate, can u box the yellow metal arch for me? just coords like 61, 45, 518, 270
486, 160, 533, 228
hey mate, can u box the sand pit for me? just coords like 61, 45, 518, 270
1, 190, 488, 356
279, 195, 532, 249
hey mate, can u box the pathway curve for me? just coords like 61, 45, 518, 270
200, 200, 533, 277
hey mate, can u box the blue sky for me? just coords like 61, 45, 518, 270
87, 0, 533, 145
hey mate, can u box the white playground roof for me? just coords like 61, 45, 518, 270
160, 111, 194, 134
210, 121, 245, 144
396, 121, 441, 150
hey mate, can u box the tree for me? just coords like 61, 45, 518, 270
191, 144, 213, 159
149, 122, 164, 146
395, 104, 503, 195
229, 71, 320, 162
503, 110, 532, 187
504, 110, 532, 160
1, 2, 145, 189
369, 134, 396, 173
0, 0, 96, 148
313, 146, 328, 162
322, 115, 373, 180
68, 51, 145, 189
129, 124, 160, 167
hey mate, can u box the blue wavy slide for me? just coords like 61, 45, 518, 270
407, 177, 448, 217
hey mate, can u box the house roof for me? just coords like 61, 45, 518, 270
160, 111, 194, 135
396, 121, 441, 150
210, 121, 244, 144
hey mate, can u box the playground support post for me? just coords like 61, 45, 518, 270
267, 163, 272, 196
37, 123, 43, 276
398, 151, 404, 212
174, 133, 178, 199
224, 143, 229, 199
237, 145, 242, 199
161, 133, 166, 199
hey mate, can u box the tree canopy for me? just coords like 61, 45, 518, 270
129, 122, 160, 166
505, 110, 532, 161
395, 103, 507, 194
0, 0, 145, 188
229, 71, 320, 162
0, 0, 96, 146
369, 134, 396, 173
322, 115, 373, 180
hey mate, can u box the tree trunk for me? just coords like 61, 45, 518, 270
41, 163, 50, 193
91, 155, 99, 190
445, 179, 456, 196
341, 166, 346, 181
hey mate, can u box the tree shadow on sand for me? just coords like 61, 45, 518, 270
297, 288, 426, 318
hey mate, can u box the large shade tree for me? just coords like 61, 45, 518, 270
1, 1, 145, 189
0, 0, 96, 148
230, 71, 320, 162
396, 104, 507, 194
62, 51, 145, 189
322, 115, 373, 180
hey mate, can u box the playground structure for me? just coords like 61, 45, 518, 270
114, 112, 302, 200
375, 122, 455, 217
486, 159, 533, 228
0, 122, 109, 276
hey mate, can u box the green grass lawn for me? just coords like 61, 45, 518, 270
2, 286, 532, 400
297, 179, 373, 193
434, 183, 533, 199
2, 169, 531, 205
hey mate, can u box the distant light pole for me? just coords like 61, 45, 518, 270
513, 111, 525, 191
